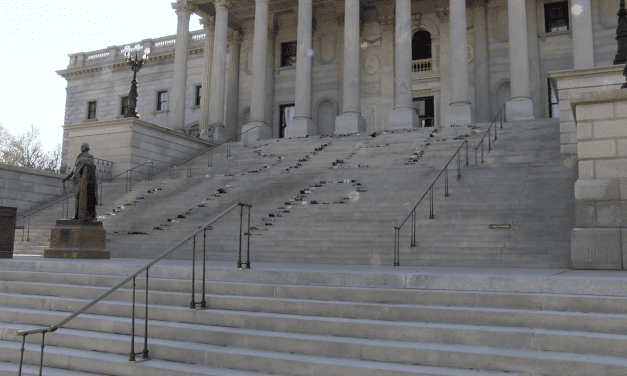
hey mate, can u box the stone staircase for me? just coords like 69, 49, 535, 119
2, 259, 627, 375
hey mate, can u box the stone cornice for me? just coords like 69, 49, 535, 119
548, 65, 624, 80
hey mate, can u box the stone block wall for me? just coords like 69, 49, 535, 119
0, 164, 65, 215
570, 89, 627, 269
549, 65, 624, 155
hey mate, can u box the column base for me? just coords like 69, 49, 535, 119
210, 125, 229, 142
334, 113, 367, 135
387, 109, 420, 130
506, 97, 534, 121
286, 117, 316, 138
243, 122, 273, 141
444, 102, 473, 126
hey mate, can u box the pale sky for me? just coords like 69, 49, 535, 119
0, 0, 200, 152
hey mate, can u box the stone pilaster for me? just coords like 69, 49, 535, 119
506, 0, 534, 120
244, 0, 273, 139
445, 0, 473, 126
208, 0, 231, 138
170, 1, 193, 131
200, 15, 215, 137
287, 0, 316, 137
226, 30, 242, 139
388, 0, 420, 130
335, 0, 367, 134
473, 0, 490, 123
572, 0, 595, 69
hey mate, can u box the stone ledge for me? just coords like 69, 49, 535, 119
571, 228, 623, 270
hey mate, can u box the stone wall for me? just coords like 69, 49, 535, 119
549, 65, 624, 155
0, 164, 65, 215
569, 89, 627, 269
64, 118, 214, 178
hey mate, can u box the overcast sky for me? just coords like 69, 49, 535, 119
0, 0, 200, 151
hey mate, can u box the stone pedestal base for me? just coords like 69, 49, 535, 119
571, 228, 627, 269
334, 113, 367, 135
506, 97, 534, 121
243, 122, 273, 140
387, 109, 420, 130
445, 102, 474, 126
286, 117, 316, 137
44, 219, 108, 259
210, 125, 229, 142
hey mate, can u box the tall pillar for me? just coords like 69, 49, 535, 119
245, 0, 273, 139
225, 30, 242, 139
286, 0, 316, 137
388, 0, 420, 130
473, 0, 490, 123
208, 0, 231, 139
200, 16, 215, 138
266, 16, 278, 138
571, 0, 595, 69
170, 1, 192, 131
506, 0, 534, 120
445, 0, 473, 126
335, 0, 367, 134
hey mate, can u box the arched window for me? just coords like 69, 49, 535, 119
412, 30, 432, 61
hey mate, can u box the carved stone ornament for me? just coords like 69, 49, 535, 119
214, 0, 232, 10
467, 44, 474, 63
365, 55, 379, 75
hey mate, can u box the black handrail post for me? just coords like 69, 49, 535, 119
142, 267, 149, 359
22, 218, 25, 241
495, 121, 498, 140
201, 228, 207, 308
411, 210, 416, 247
190, 235, 196, 309
129, 276, 136, 361
237, 205, 243, 269
481, 141, 485, 164
18, 334, 26, 376
445, 166, 449, 197
429, 186, 434, 219
27, 216, 30, 241
209, 149, 213, 168
246, 206, 251, 269
394, 227, 400, 266
457, 151, 461, 179
488, 127, 492, 151
38, 331, 45, 376
466, 141, 469, 165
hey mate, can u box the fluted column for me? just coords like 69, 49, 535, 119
244, 0, 273, 139
388, 0, 420, 130
572, 0, 595, 68
225, 30, 242, 139
200, 16, 215, 137
506, 0, 534, 120
335, 0, 366, 134
444, 0, 473, 126
208, 0, 231, 139
473, 0, 490, 123
286, 0, 316, 137
170, 1, 192, 131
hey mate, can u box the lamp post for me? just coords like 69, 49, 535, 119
123, 44, 150, 118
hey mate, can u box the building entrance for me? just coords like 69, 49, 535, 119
413, 96, 435, 127
279, 104, 295, 138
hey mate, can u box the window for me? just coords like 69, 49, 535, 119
87, 101, 97, 119
412, 30, 432, 61
195, 85, 202, 107
121, 96, 129, 116
157, 91, 169, 111
544, 1, 569, 33
548, 78, 560, 118
281, 41, 297, 67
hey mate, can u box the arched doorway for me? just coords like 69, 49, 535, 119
412, 30, 432, 61
316, 100, 336, 136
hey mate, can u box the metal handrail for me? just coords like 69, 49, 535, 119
170, 125, 260, 179
474, 104, 506, 164
393, 140, 469, 266
16, 201, 253, 375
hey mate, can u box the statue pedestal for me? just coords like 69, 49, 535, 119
44, 219, 108, 259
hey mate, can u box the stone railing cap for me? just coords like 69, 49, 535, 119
570, 88, 627, 106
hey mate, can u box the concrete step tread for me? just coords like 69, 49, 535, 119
0, 360, 106, 376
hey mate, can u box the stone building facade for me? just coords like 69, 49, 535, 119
57, 0, 621, 166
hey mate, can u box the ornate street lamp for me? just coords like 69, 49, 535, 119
123, 44, 150, 118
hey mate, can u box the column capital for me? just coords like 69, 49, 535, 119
172, 1, 194, 14
214, 0, 232, 11
200, 15, 215, 30
228, 29, 243, 47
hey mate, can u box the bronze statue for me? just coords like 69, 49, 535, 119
62, 143, 98, 221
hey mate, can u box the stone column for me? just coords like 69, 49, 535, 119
571, 0, 595, 69
200, 16, 215, 137
225, 30, 242, 139
208, 0, 231, 139
473, 0, 490, 123
335, 0, 367, 134
266, 16, 278, 138
388, 0, 420, 130
244, 0, 273, 139
445, 0, 473, 126
286, 0, 316, 137
506, 0, 534, 120
380, 13, 395, 131
170, 1, 192, 131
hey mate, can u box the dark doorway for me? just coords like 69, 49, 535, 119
279, 104, 295, 138
413, 96, 435, 127
412, 30, 432, 61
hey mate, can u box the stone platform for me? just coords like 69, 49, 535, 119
44, 219, 108, 259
